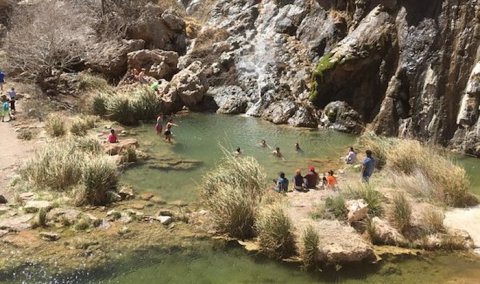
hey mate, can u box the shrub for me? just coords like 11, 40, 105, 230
31, 207, 48, 228
201, 154, 266, 239
17, 129, 34, 140
325, 195, 347, 220
420, 207, 445, 234
74, 216, 91, 231
364, 217, 379, 244
82, 156, 118, 206
45, 114, 66, 137
256, 203, 296, 259
70, 118, 88, 136
357, 132, 393, 169
91, 94, 108, 116
390, 193, 411, 232
20, 142, 85, 191
344, 182, 384, 217
301, 225, 321, 270
78, 73, 111, 92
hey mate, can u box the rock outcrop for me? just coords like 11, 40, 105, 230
127, 49, 179, 80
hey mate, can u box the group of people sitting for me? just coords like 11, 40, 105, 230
274, 166, 337, 193
1, 87, 17, 122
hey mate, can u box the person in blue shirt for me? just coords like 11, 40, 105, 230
2, 99, 10, 122
362, 150, 375, 182
274, 172, 289, 193
0, 71, 4, 91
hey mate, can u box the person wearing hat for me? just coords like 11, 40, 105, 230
304, 166, 319, 189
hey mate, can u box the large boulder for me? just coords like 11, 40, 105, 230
127, 49, 179, 80
104, 139, 139, 156
126, 3, 186, 53
167, 61, 208, 108
0, 214, 34, 232
262, 100, 298, 124
87, 39, 145, 80
211, 86, 249, 114
287, 106, 318, 128
371, 217, 407, 246
345, 199, 368, 224
321, 101, 363, 134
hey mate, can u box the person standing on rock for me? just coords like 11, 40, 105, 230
0, 70, 5, 91
361, 150, 375, 182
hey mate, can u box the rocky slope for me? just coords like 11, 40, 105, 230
1, 0, 479, 156
181, 0, 480, 156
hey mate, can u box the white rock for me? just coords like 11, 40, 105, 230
345, 199, 368, 223
157, 216, 173, 225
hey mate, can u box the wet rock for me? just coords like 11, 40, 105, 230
0, 214, 34, 231
151, 196, 166, 205
148, 157, 202, 171
40, 231, 60, 242
0, 195, 7, 204
24, 201, 52, 213
140, 193, 154, 201
371, 217, 407, 246
118, 186, 135, 200
127, 49, 179, 80
156, 216, 173, 225
321, 101, 363, 134
287, 106, 318, 128
104, 139, 139, 156
87, 39, 145, 80
210, 86, 249, 114
345, 199, 368, 224
262, 100, 298, 124
168, 61, 208, 108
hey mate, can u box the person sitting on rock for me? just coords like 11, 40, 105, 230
274, 172, 289, 193
345, 146, 357, 164
107, 129, 119, 143
272, 147, 283, 158
304, 166, 319, 189
326, 170, 337, 189
293, 169, 305, 191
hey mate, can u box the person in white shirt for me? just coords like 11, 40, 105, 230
345, 146, 357, 164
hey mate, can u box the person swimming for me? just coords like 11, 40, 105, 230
272, 147, 283, 158
234, 147, 242, 156
259, 139, 267, 148
295, 143, 301, 151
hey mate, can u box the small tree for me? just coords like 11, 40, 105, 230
4, 0, 93, 81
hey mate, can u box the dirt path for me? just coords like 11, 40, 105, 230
0, 94, 40, 200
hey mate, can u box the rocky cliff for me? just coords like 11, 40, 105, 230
180, 0, 480, 156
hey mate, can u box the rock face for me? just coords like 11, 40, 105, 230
127, 49, 179, 80
371, 217, 407, 246
165, 61, 209, 108
87, 39, 145, 80
345, 199, 368, 223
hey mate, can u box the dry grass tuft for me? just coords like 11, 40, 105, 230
301, 225, 321, 270
390, 193, 411, 232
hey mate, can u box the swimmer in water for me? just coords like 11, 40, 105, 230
234, 147, 242, 157
164, 119, 178, 143
295, 142, 302, 152
272, 147, 283, 158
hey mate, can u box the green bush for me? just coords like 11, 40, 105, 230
17, 129, 34, 140
344, 182, 384, 217
201, 154, 266, 239
325, 195, 347, 220
391, 193, 411, 232
45, 113, 66, 137
82, 157, 118, 206
92, 94, 108, 116
301, 225, 321, 270
256, 203, 296, 259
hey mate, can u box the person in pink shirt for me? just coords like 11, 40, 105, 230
107, 129, 118, 143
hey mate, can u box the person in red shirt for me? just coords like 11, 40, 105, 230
107, 129, 118, 143
303, 166, 319, 189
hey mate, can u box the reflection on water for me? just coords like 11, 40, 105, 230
3, 241, 480, 284
121, 113, 355, 202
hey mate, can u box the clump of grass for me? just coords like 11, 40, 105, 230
92, 87, 163, 125
390, 193, 411, 232
301, 225, 321, 271
74, 216, 91, 231
364, 217, 379, 244
120, 147, 137, 163
420, 207, 445, 234
256, 203, 296, 259
357, 132, 393, 169
45, 113, 66, 137
309, 203, 328, 220
17, 129, 34, 140
69, 115, 98, 136
201, 154, 266, 239
31, 207, 48, 228
78, 73, 111, 92
344, 182, 384, 217
82, 156, 118, 206
324, 195, 347, 220
309, 53, 336, 105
